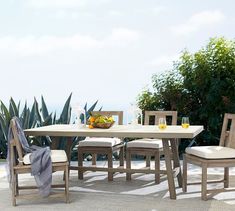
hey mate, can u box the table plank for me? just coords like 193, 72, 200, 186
25, 125, 203, 139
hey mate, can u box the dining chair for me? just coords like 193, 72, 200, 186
183, 113, 235, 200
78, 111, 124, 181
9, 118, 69, 206
126, 111, 178, 183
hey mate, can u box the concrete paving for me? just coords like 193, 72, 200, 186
1, 161, 235, 211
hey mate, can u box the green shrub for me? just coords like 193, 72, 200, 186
137, 37, 235, 147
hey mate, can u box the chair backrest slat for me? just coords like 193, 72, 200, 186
10, 119, 24, 163
144, 111, 177, 126
219, 113, 235, 148
91, 111, 123, 125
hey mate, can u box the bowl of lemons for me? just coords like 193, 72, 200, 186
88, 115, 115, 129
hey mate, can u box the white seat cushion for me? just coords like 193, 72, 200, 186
79, 137, 122, 147
186, 146, 235, 159
127, 138, 163, 149
23, 150, 67, 165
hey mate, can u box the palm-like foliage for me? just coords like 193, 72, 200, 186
0, 94, 99, 159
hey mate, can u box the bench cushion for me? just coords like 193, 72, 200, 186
127, 138, 163, 149
23, 150, 67, 165
186, 146, 235, 159
79, 137, 122, 147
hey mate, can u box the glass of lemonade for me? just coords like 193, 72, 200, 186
158, 117, 167, 130
182, 117, 190, 128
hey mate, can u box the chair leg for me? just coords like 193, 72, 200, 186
65, 164, 69, 203
11, 171, 16, 206
224, 167, 229, 188
119, 147, 124, 167
15, 173, 19, 196
182, 154, 187, 192
92, 153, 97, 166
154, 150, 160, 184
126, 149, 131, 181
78, 148, 84, 180
146, 155, 151, 167
201, 163, 208, 201
108, 150, 113, 181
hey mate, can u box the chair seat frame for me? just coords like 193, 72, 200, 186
183, 113, 235, 200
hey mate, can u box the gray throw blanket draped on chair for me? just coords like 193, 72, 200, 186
7, 117, 52, 197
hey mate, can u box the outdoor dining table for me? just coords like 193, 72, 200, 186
24, 124, 203, 200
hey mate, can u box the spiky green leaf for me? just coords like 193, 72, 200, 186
86, 100, 98, 119
41, 96, 49, 121
59, 93, 72, 124
0, 114, 7, 141
42, 114, 52, 126
34, 97, 42, 124
53, 112, 57, 124
29, 101, 36, 127
9, 97, 19, 117
0, 101, 11, 125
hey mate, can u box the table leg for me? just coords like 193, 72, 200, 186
170, 138, 182, 188
119, 146, 124, 167
162, 138, 176, 199
60, 137, 73, 180
50, 137, 60, 149
65, 137, 73, 164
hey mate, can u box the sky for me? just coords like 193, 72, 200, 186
0, 0, 234, 116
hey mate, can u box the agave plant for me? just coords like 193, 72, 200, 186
0, 93, 100, 160
0, 98, 26, 158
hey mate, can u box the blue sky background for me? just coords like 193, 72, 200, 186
0, 0, 234, 118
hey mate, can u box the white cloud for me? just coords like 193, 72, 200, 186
54, 10, 67, 19
132, 5, 166, 16
108, 10, 123, 17
26, 0, 86, 9
54, 10, 80, 19
108, 6, 165, 18
0, 35, 101, 56
106, 28, 140, 46
170, 10, 225, 35
152, 6, 166, 15
0, 28, 140, 56
147, 54, 180, 68
25, 0, 109, 9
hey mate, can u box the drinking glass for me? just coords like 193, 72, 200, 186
158, 117, 167, 130
128, 104, 143, 127
71, 105, 86, 127
181, 117, 190, 128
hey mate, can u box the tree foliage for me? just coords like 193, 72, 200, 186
137, 37, 235, 145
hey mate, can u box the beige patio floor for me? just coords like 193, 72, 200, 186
1, 161, 235, 211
